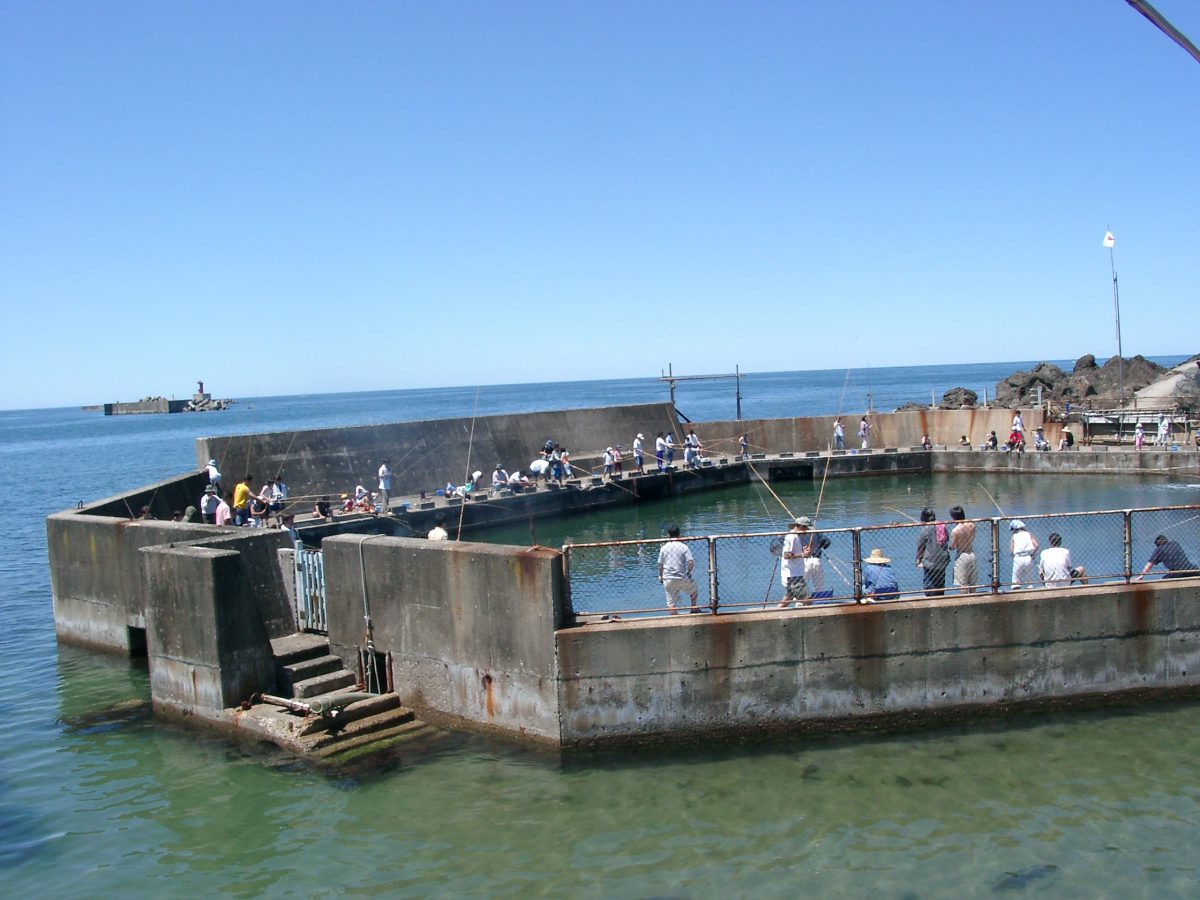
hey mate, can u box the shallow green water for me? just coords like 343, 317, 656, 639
24, 647, 1200, 897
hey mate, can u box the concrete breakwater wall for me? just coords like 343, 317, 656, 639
317, 531, 1200, 748
194, 405, 1056, 506
195, 402, 680, 501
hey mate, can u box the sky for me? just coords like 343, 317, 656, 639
1, 1, 1198, 410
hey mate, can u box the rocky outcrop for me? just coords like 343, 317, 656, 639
895, 387, 978, 412
993, 355, 1168, 408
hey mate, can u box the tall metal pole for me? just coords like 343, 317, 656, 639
735, 365, 742, 420
1106, 229, 1125, 426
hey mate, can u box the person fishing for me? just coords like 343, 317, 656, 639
914, 507, 950, 597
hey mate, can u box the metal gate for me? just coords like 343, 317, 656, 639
294, 546, 327, 633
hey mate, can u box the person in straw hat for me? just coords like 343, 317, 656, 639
862, 548, 899, 601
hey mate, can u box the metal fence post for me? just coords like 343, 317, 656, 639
562, 545, 574, 618
708, 537, 719, 613
1123, 510, 1133, 581
990, 518, 1001, 593
852, 527, 862, 602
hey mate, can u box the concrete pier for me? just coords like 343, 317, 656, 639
46, 403, 1200, 755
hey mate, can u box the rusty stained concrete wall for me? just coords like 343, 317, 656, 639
554, 579, 1200, 747
690, 408, 1055, 456
323, 534, 566, 744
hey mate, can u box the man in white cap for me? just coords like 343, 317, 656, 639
633, 433, 645, 474
204, 458, 222, 492
1009, 520, 1039, 589
794, 516, 826, 594
778, 518, 813, 608
200, 484, 221, 524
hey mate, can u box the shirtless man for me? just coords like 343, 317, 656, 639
949, 505, 978, 594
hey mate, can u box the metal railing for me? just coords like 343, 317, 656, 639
294, 544, 327, 633
562, 504, 1200, 621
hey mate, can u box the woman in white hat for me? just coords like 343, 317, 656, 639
1009, 520, 1040, 590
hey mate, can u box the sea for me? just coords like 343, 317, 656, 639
2, 359, 1198, 898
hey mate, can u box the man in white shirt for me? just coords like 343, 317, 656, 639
204, 458, 222, 492
492, 464, 509, 492
1039, 532, 1088, 587
777, 518, 813, 608
427, 516, 449, 541
657, 525, 698, 614
377, 459, 392, 515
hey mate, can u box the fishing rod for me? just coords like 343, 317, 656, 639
744, 460, 796, 520
456, 387, 481, 541
884, 506, 920, 523
761, 556, 780, 609
977, 482, 1006, 517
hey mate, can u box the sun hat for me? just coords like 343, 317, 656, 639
863, 549, 891, 565
204, 484, 216, 493
1009, 520, 1026, 531
208, 458, 217, 466
637, 433, 644, 439
794, 516, 813, 527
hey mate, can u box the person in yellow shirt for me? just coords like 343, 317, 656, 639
232, 475, 254, 526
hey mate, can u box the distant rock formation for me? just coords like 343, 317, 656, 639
894, 387, 978, 412
992, 354, 1169, 408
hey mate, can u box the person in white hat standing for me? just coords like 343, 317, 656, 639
1009, 520, 1039, 590
633, 433, 645, 474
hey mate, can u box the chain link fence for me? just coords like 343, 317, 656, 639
562, 504, 1200, 620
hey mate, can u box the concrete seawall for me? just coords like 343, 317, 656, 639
554, 580, 1200, 746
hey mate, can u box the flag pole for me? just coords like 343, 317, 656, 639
1104, 227, 1125, 438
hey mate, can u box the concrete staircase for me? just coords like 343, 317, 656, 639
258, 633, 433, 764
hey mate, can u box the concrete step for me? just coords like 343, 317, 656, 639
314, 719, 433, 761
279, 654, 344, 695
299, 692, 402, 735
270, 632, 330, 666
309, 705, 415, 750
292, 669, 357, 699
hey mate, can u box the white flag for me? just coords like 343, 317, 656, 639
1103, 231, 1115, 248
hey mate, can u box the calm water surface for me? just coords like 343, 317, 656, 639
2, 361, 1198, 897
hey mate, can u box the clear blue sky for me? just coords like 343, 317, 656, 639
2, 2, 1197, 410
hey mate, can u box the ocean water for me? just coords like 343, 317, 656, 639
2, 360, 1198, 897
